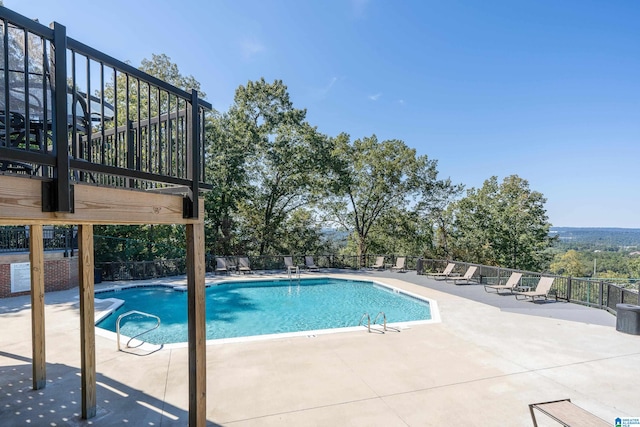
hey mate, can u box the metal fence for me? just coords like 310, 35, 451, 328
207, 254, 422, 272
1, 6, 211, 215
97, 258, 186, 281
0, 225, 76, 253
419, 258, 640, 313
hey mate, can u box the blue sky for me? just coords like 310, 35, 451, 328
6, 0, 640, 228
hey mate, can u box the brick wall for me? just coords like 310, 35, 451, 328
0, 252, 79, 298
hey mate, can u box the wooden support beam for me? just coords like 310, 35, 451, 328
186, 222, 206, 426
0, 175, 204, 225
29, 224, 46, 390
78, 224, 96, 419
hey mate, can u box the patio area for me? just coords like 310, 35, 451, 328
1, 270, 639, 426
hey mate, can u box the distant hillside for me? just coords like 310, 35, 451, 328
551, 227, 640, 248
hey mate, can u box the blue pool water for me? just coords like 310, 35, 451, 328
96, 278, 432, 344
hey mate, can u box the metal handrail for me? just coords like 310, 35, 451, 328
287, 265, 300, 280
373, 311, 387, 332
0, 6, 212, 215
116, 310, 160, 351
358, 313, 371, 332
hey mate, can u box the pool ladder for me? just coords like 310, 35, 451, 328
287, 265, 300, 280
359, 311, 387, 333
116, 310, 161, 351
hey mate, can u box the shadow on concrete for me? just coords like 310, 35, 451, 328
0, 351, 222, 427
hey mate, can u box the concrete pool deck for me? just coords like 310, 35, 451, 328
1, 270, 639, 426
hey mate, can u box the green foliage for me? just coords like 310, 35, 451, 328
205, 78, 332, 256
366, 208, 435, 256
139, 54, 205, 98
549, 250, 591, 277
94, 224, 185, 262
90, 55, 558, 274
450, 175, 555, 270
324, 134, 457, 266
627, 256, 640, 278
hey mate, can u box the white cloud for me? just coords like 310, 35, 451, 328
320, 77, 339, 97
325, 77, 338, 92
310, 77, 340, 100
368, 93, 382, 101
239, 39, 265, 60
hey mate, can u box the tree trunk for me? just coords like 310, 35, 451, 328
356, 233, 367, 269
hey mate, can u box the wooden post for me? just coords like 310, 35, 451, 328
78, 224, 96, 419
29, 224, 46, 390
186, 222, 206, 426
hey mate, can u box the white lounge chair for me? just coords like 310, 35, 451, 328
371, 256, 385, 270
450, 266, 478, 285
237, 256, 252, 274
529, 399, 609, 427
390, 257, 406, 272
514, 277, 556, 301
427, 262, 456, 280
484, 272, 523, 294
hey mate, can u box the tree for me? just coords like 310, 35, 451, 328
549, 250, 591, 277
207, 78, 332, 256
139, 54, 204, 97
363, 207, 436, 257
204, 111, 251, 255
450, 175, 555, 270
325, 134, 454, 266
239, 120, 332, 255
628, 256, 640, 279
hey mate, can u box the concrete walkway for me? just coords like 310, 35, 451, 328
1, 271, 639, 426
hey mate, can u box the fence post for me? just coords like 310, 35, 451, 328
598, 280, 604, 309
49, 22, 71, 212
566, 276, 572, 302
184, 89, 200, 219
126, 119, 135, 188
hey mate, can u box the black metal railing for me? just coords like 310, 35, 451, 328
97, 258, 186, 281
0, 225, 76, 253
205, 254, 422, 273
418, 258, 640, 313
0, 6, 211, 216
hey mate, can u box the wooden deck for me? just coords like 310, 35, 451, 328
1, 5, 210, 425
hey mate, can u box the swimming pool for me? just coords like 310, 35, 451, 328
95, 277, 439, 345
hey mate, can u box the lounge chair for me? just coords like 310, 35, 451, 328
215, 257, 230, 275
528, 399, 609, 427
237, 256, 252, 274
305, 256, 319, 271
284, 256, 298, 274
427, 262, 456, 280
514, 276, 556, 301
484, 272, 523, 294
371, 256, 385, 270
450, 266, 478, 285
390, 257, 406, 272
